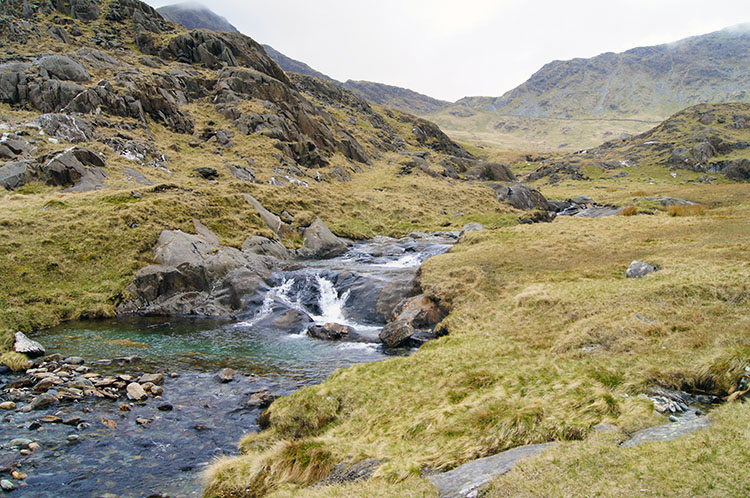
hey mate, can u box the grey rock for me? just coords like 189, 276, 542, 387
121, 229, 273, 318
35, 114, 96, 143
41, 147, 107, 192
29, 393, 58, 410
242, 236, 289, 260
0, 161, 35, 190
297, 218, 348, 259
243, 193, 294, 239
126, 382, 147, 401
123, 167, 155, 186
487, 182, 550, 211
428, 443, 556, 498
622, 411, 710, 448
569, 195, 595, 205
9, 438, 32, 448
574, 206, 624, 218
139, 373, 164, 385
226, 163, 256, 183
465, 162, 516, 182
247, 389, 277, 409
64, 357, 85, 365
627, 261, 659, 279
459, 223, 484, 237
318, 458, 381, 486
36, 55, 91, 82
0, 479, 15, 491
216, 368, 235, 383
592, 423, 619, 433
308, 323, 353, 341
13, 331, 45, 357
379, 321, 415, 348
72, 48, 124, 69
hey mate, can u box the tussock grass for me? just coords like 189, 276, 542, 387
668, 204, 705, 217
486, 402, 750, 497
206, 192, 750, 497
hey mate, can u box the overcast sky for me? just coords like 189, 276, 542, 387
145, 0, 749, 102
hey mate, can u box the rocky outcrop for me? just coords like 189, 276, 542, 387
411, 118, 474, 159
41, 147, 107, 192
297, 218, 348, 259
36, 55, 90, 82
120, 226, 281, 318
35, 114, 96, 143
487, 182, 550, 211
0, 161, 35, 190
465, 162, 517, 182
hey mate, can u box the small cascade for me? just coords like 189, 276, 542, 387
309, 275, 351, 325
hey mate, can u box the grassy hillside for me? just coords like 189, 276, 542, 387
205, 179, 750, 497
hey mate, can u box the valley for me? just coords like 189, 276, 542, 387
0, 1, 748, 497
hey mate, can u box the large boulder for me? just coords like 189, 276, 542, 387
391, 295, 441, 329
307, 323, 353, 341
121, 227, 275, 318
36, 55, 90, 82
487, 182, 550, 211
465, 162, 517, 182
334, 269, 418, 324
40, 147, 107, 192
297, 218, 348, 259
242, 236, 289, 260
0, 161, 35, 190
379, 321, 415, 348
14, 332, 45, 357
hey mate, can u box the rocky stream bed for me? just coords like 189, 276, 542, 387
0, 233, 455, 497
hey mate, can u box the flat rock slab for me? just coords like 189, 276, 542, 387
621, 411, 710, 448
428, 442, 556, 498
574, 206, 623, 218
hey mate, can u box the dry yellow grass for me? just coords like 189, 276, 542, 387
204, 190, 750, 497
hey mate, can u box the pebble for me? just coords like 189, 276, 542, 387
0, 401, 16, 410
64, 357, 85, 365
126, 383, 147, 402
11, 471, 26, 480
140, 373, 164, 385
28, 442, 41, 451
120, 404, 132, 412
0, 479, 15, 491
67, 435, 80, 443
9, 438, 32, 448
216, 368, 235, 383
695, 409, 704, 416
669, 415, 679, 423
157, 403, 173, 412
151, 385, 163, 396
136, 417, 151, 425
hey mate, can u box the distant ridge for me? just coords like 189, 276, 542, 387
157, 2, 238, 32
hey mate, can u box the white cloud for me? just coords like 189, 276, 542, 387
145, 0, 749, 102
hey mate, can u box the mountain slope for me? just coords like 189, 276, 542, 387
156, 2, 450, 116
430, 24, 750, 151
261, 44, 338, 83
344, 80, 450, 115
157, 2, 238, 32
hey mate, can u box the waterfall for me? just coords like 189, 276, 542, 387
310, 275, 350, 325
